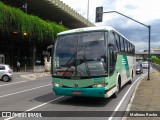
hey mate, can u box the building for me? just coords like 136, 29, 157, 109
0, 0, 94, 71
153, 47, 160, 53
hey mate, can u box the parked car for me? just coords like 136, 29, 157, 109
136, 62, 143, 74
0, 64, 12, 82
142, 61, 149, 68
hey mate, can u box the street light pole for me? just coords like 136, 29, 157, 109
87, 0, 90, 26
148, 25, 151, 80
103, 11, 148, 27
87, 0, 89, 21
102, 11, 151, 80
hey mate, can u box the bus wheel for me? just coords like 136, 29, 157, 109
112, 81, 120, 98
128, 71, 133, 84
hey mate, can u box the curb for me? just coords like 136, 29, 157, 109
122, 80, 141, 120
122, 72, 148, 120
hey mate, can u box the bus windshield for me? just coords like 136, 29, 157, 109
53, 31, 107, 78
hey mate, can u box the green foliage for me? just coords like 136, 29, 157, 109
151, 56, 160, 65
0, 2, 68, 41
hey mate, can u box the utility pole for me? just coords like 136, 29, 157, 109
87, 0, 90, 26
87, 0, 89, 20
95, 8, 151, 80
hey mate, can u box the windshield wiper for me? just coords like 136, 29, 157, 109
63, 52, 77, 67
62, 51, 77, 77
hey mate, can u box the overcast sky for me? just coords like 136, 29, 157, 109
61, 0, 160, 52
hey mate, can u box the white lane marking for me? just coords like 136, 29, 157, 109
0, 81, 28, 87
0, 84, 51, 98
26, 96, 64, 111
4, 96, 64, 120
108, 73, 147, 120
0, 78, 50, 87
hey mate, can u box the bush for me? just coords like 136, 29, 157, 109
151, 57, 160, 65
0, 2, 68, 41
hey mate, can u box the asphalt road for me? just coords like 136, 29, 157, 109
0, 69, 148, 120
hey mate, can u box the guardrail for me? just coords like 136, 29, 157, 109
151, 63, 160, 72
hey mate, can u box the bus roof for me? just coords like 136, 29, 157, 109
58, 26, 134, 45
57, 26, 116, 35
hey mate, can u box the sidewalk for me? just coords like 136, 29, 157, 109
14, 71, 51, 80
124, 69, 160, 120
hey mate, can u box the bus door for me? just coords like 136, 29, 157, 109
108, 43, 117, 87
108, 44, 117, 75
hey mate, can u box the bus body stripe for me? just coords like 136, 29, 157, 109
123, 55, 130, 78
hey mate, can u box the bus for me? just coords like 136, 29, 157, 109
51, 26, 135, 98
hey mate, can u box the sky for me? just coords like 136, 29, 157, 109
61, 0, 160, 52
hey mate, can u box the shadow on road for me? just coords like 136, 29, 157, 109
32, 76, 141, 108
56, 96, 112, 107
32, 92, 56, 103
32, 92, 113, 107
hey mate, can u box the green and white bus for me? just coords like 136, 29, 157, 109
52, 26, 135, 98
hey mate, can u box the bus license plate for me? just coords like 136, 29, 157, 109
72, 91, 81, 95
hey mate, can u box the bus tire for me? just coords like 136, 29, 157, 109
128, 70, 133, 84
112, 77, 121, 98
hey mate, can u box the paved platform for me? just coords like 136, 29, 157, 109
13, 71, 51, 80
124, 69, 160, 120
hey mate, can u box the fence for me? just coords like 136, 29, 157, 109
151, 63, 160, 72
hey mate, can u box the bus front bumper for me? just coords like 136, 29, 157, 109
53, 86, 106, 98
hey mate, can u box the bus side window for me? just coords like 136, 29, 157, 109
131, 44, 135, 54
128, 43, 130, 53
109, 32, 116, 48
120, 37, 124, 52
116, 34, 121, 51
133, 45, 135, 54
114, 33, 120, 51
126, 40, 128, 53
123, 39, 126, 52
129, 43, 131, 53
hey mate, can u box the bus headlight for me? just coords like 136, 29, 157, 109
92, 83, 107, 88
54, 83, 62, 87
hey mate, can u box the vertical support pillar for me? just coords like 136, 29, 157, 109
25, 56, 27, 71
12, 37, 14, 68
33, 41, 36, 73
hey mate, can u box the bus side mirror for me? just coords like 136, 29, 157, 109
47, 45, 53, 62
47, 53, 50, 62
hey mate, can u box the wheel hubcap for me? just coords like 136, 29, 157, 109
3, 76, 9, 81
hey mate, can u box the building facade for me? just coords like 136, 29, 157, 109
0, 0, 94, 71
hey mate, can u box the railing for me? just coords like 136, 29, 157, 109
151, 63, 160, 72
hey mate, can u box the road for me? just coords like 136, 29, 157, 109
0, 69, 148, 120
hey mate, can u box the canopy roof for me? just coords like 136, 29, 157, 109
3, 0, 94, 29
